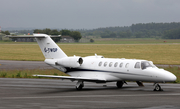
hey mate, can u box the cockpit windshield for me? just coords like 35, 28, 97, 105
141, 61, 156, 69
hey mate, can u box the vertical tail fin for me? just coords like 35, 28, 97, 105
34, 34, 67, 59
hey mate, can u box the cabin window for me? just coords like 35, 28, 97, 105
125, 63, 129, 68
104, 62, 108, 67
114, 62, 118, 67
109, 62, 113, 67
99, 61, 102, 66
134, 62, 140, 69
119, 62, 123, 68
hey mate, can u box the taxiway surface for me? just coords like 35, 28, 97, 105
0, 78, 180, 109
0, 60, 53, 70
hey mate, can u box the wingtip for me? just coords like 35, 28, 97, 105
33, 74, 38, 76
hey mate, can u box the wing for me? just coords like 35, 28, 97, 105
33, 75, 106, 82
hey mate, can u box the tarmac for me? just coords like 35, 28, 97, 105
0, 60, 180, 108
0, 60, 53, 70
1, 78, 180, 109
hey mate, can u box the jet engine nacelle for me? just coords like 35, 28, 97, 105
56, 57, 83, 68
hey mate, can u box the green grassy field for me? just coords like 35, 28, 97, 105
0, 69, 68, 78
93, 38, 180, 44
0, 44, 180, 64
165, 67, 180, 83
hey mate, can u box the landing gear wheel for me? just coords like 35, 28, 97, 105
76, 84, 84, 90
154, 84, 163, 91
76, 81, 84, 90
116, 81, 124, 88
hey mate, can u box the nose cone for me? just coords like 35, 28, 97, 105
163, 70, 177, 82
169, 73, 177, 82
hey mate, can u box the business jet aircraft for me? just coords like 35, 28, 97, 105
10, 34, 177, 91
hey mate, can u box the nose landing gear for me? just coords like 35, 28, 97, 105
154, 83, 163, 91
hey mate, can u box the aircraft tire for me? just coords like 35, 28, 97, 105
154, 84, 163, 91
116, 81, 124, 88
76, 84, 84, 90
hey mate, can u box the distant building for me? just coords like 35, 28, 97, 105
60, 36, 74, 43
4, 35, 75, 42
9, 35, 35, 42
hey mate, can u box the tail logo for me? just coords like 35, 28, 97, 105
44, 47, 58, 53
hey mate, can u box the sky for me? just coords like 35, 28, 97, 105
0, 0, 180, 30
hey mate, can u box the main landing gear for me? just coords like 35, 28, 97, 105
75, 80, 163, 91
76, 80, 84, 90
136, 81, 144, 87
154, 83, 163, 91
116, 81, 124, 88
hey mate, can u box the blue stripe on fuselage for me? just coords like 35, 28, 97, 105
64, 67, 151, 77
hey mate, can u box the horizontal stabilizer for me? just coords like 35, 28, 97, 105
7, 35, 61, 38
8, 35, 45, 38
33, 75, 106, 82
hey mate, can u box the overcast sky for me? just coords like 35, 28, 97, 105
0, 0, 180, 29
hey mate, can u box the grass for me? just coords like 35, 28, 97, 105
0, 44, 44, 61
93, 38, 180, 44
164, 67, 180, 83
0, 44, 180, 64
0, 69, 68, 78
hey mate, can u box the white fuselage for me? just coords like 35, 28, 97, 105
46, 56, 176, 83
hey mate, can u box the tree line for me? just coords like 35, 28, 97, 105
163, 27, 180, 39
0, 31, 10, 35
79, 22, 180, 39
